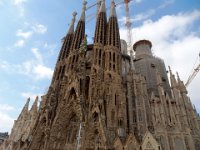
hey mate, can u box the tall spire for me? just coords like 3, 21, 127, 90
67, 12, 77, 34
99, 0, 106, 13
110, 0, 117, 17
22, 97, 30, 113
94, 0, 107, 44
70, 0, 87, 51
19, 98, 30, 119
106, 0, 120, 48
96, 0, 101, 18
80, 0, 87, 21
30, 96, 38, 113
57, 12, 77, 62
176, 72, 187, 93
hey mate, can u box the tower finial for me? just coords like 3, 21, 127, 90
110, 0, 117, 17
80, 0, 87, 21
168, 66, 171, 71
30, 96, 38, 114
19, 97, 30, 118
68, 11, 77, 34
168, 66, 172, 75
99, 0, 106, 13
176, 71, 181, 82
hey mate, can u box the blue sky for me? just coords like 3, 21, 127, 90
0, 0, 200, 132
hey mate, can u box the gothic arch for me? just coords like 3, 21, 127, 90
65, 87, 78, 102
142, 132, 161, 150
124, 134, 140, 150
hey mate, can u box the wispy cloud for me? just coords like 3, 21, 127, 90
0, 47, 53, 80
14, 39, 25, 47
31, 48, 43, 63
0, 103, 15, 132
33, 64, 53, 80
12, 0, 29, 17
159, 0, 175, 9
13, 0, 28, 5
119, 0, 174, 24
0, 111, 14, 132
16, 29, 33, 39
16, 24, 47, 38
119, 9, 156, 23
15, 23, 48, 47
20, 47, 53, 80
133, 9, 156, 22
0, 61, 10, 69
32, 24, 48, 34
0, 104, 15, 111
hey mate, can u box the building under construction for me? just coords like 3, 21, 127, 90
1, 0, 200, 150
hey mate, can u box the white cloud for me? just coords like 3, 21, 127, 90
18, 48, 53, 80
0, 104, 15, 132
119, 0, 175, 24
15, 24, 47, 41
12, 0, 28, 17
14, 39, 25, 47
0, 60, 10, 69
13, 0, 27, 5
0, 111, 14, 132
120, 10, 200, 113
119, 9, 156, 23
133, 9, 156, 22
33, 65, 53, 80
159, 0, 175, 9
16, 29, 33, 39
0, 47, 53, 80
32, 24, 47, 34
0, 104, 15, 111
31, 48, 43, 64
44, 43, 57, 55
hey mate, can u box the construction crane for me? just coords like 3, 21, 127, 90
185, 53, 200, 87
124, 0, 133, 52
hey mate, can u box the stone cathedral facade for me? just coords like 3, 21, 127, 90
1, 0, 200, 150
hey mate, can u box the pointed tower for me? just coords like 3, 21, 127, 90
58, 12, 77, 61
52, 12, 77, 83
9, 98, 30, 141
176, 72, 187, 94
19, 98, 30, 119
106, 0, 120, 49
92, 0, 107, 70
30, 96, 38, 120
66, 0, 87, 73
70, 1, 86, 51
105, 0, 121, 74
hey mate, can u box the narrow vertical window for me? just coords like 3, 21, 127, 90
111, 110, 115, 124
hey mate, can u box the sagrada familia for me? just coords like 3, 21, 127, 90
1, 0, 200, 149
